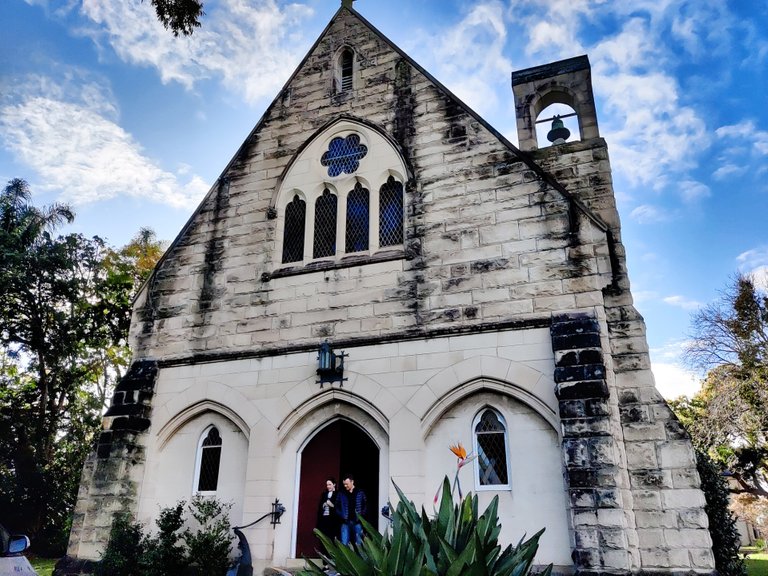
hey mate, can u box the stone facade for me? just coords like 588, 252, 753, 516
65, 5, 714, 575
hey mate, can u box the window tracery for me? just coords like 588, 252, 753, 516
321, 134, 368, 177
275, 122, 408, 269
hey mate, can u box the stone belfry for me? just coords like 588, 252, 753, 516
62, 4, 714, 575
513, 56, 714, 572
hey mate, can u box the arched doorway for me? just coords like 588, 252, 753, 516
295, 419, 379, 557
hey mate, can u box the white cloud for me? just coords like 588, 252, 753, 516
750, 267, 768, 292
737, 247, 768, 292
712, 163, 748, 181
716, 120, 768, 157
630, 204, 669, 223
420, 2, 512, 116
650, 339, 702, 399
678, 179, 710, 202
716, 120, 754, 139
0, 74, 208, 208
77, 0, 314, 105
651, 362, 701, 399
592, 66, 708, 189
662, 295, 702, 310
632, 289, 659, 304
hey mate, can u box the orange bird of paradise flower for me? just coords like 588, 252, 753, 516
449, 443, 467, 459
434, 442, 477, 506
449, 442, 476, 499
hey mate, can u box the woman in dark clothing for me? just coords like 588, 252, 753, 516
316, 477, 340, 548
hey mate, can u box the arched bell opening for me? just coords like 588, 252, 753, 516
535, 102, 581, 148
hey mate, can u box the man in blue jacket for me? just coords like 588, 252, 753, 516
337, 474, 367, 545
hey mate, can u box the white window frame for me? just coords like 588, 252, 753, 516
192, 425, 222, 496
472, 408, 512, 492
273, 121, 407, 269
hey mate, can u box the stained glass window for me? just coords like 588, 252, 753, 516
379, 176, 403, 247
340, 49, 354, 92
282, 195, 306, 263
475, 410, 509, 486
346, 183, 369, 253
197, 427, 222, 492
314, 189, 337, 258
321, 134, 368, 177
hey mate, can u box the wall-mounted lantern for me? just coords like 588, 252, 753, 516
316, 341, 347, 387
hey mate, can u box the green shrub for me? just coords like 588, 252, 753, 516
140, 502, 188, 576
754, 539, 767, 552
697, 451, 746, 576
183, 495, 233, 576
300, 477, 551, 576
96, 497, 234, 576
95, 514, 146, 576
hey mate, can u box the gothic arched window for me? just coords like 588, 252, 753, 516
282, 195, 306, 263
473, 409, 510, 489
345, 182, 369, 253
379, 176, 403, 247
195, 426, 222, 493
273, 121, 410, 271
314, 189, 338, 258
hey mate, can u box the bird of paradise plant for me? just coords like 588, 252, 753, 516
434, 442, 477, 507
302, 477, 551, 576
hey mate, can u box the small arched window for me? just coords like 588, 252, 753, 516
314, 189, 338, 258
379, 176, 403, 247
473, 409, 510, 489
339, 48, 354, 92
346, 182, 369, 253
282, 195, 306, 263
195, 426, 222, 494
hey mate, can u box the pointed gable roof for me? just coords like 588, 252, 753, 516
147, 4, 612, 290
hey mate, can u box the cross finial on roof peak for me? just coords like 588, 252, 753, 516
341, 0, 355, 8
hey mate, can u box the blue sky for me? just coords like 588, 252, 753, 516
1, 0, 767, 398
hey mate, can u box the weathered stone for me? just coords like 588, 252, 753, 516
64, 14, 713, 575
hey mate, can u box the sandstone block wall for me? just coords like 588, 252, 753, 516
66, 7, 715, 574
130, 9, 613, 362
533, 142, 713, 570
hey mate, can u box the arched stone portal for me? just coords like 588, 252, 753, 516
295, 419, 379, 558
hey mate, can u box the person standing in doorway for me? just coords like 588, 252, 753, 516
316, 477, 340, 549
337, 474, 367, 545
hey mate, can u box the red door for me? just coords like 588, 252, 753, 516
296, 419, 379, 558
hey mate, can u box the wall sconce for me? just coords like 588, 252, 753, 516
316, 341, 347, 387
271, 498, 286, 526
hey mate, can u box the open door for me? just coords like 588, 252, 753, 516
296, 419, 379, 557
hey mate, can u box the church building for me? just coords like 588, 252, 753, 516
66, 3, 715, 574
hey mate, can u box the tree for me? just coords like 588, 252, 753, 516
695, 451, 746, 576
0, 179, 163, 553
679, 274, 768, 498
146, 0, 205, 36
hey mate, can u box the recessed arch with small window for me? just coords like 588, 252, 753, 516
472, 408, 511, 490
273, 119, 409, 269
194, 425, 222, 494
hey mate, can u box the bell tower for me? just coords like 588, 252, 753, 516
511, 55, 599, 151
